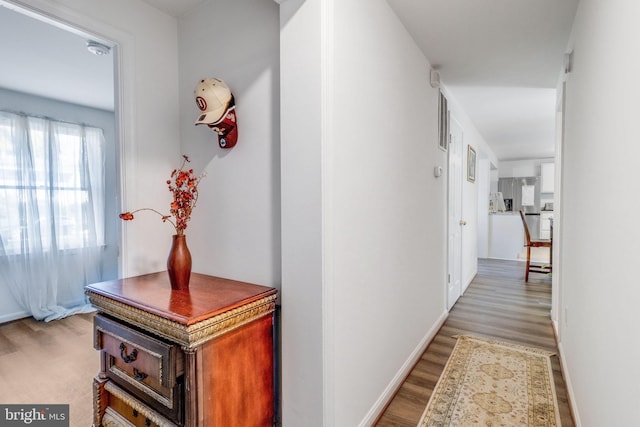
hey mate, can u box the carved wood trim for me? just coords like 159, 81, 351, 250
104, 381, 175, 427
93, 377, 108, 427
87, 292, 277, 349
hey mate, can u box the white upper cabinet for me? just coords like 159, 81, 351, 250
541, 163, 555, 193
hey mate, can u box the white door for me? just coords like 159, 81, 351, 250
447, 119, 464, 310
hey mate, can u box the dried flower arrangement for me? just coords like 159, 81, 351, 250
119, 155, 205, 235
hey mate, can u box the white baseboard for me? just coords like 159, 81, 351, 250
486, 256, 525, 262
557, 340, 582, 427
0, 310, 30, 324
358, 310, 448, 427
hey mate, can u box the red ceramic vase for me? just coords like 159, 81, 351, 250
167, 234, 192, 291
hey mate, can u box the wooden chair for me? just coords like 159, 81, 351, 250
519, 210, 552, 282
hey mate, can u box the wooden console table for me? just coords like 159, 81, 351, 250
85, 272, 277, 426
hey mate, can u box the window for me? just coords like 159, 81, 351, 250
0, 112, 105, 255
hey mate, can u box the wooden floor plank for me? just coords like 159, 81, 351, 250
375, 258, 574, 427
0, 312, 96, 426
0, 259, 574, 427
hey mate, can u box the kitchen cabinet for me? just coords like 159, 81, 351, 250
86, 272, 278, 427
541, 163, 555, 193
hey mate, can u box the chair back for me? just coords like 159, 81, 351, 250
519, 210, 531, 245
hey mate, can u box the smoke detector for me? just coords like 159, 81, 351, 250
86, 40, 111, 56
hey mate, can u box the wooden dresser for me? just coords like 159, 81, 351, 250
85, 272, 277, 427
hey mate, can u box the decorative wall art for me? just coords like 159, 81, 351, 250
467, 145, 476, 183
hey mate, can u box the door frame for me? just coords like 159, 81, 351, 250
447, 117, 464, 310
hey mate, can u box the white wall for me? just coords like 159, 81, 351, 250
331, 1, 447, 425
281, 0, 448, 425
477, 158, 491, 258
177, 0, 281, 288
490, 168, 499, 192
279, 0, 324, 425
559, 1, 640, 425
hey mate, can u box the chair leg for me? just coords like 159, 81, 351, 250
525, 246, 531, 282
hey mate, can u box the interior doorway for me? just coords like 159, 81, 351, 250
447, 117, 464, 310
0, 1, 120, 321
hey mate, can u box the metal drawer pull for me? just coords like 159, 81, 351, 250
145, 419, 152, 426
132, 409, 138, 417
133, 367, 148, 381
119, 342, 138, 363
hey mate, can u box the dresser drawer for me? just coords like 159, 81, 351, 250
102, 381, 176, 427
94, 315, 183, 417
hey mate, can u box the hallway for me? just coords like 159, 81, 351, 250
376, 258, 573, 426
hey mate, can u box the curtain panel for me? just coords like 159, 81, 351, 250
0, 111, 106, 321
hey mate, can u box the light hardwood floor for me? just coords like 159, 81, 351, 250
375, 258, 574, 426
0, 311, 96, 426
0, 259, 572, 427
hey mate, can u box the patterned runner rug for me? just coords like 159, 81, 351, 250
418, 335, 561, 426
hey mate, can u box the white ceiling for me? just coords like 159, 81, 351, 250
0, 3, 115, 111
140, 0, 206, 18
387, 0, 579, 161
143, 0, 578, 161
1, 0, 579, 161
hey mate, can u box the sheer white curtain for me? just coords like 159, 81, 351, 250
0, 111, 106, 321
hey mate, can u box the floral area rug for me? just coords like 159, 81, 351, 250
418, 335, 561, 427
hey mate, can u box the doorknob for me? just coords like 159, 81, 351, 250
459, 220, 467, 226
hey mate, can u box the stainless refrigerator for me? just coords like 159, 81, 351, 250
498, 176, 541, 237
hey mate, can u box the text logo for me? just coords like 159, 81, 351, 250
0, 405, 68, 426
